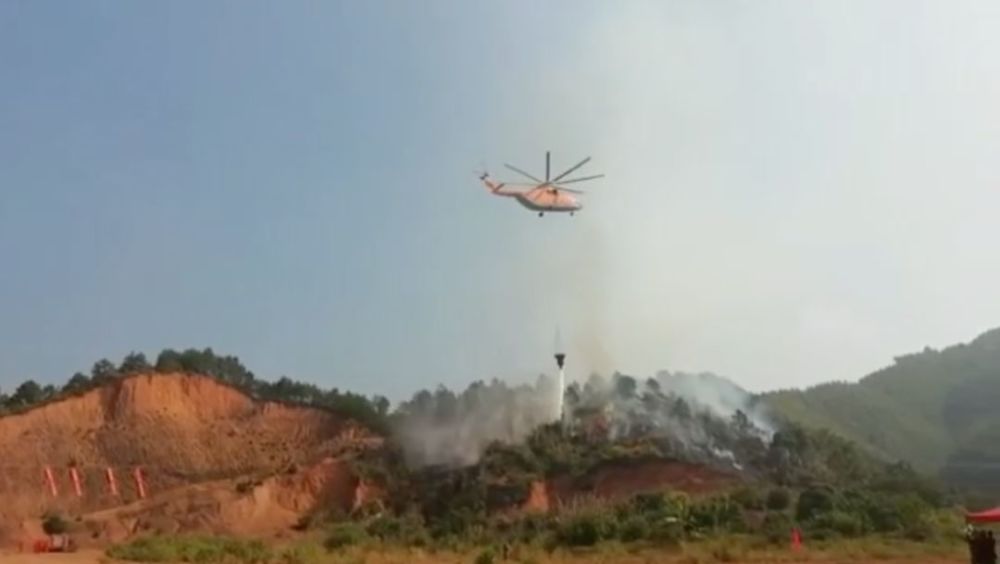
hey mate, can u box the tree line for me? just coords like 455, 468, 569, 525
0, 348, 390, 431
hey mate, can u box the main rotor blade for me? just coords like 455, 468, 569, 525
546, 151, 550, 182
550, 156, 591, 183
556, 174, 604, 185
503, 163, 543, 184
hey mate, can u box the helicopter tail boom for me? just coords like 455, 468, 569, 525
479, 172, 515, 197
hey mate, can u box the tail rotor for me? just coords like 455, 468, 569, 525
475, 161, 489, 181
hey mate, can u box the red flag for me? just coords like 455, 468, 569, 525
133, 467, 147, 499
43, 467, 58, 497
69, 467, 83, 497
105, 467, 119, 496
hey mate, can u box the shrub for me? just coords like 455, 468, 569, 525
509, 514, 549, 543
42, 512, 69, 535
902, 513, 936, 541
619, 516, 650, 542
365, 514, 402, 539
760, 512, 794, 545
365, 512, 429, 545
106, 536, 272, 563
647, 517, 683, 545
810, 510, 865, 538
731, 487, 764, 510
324, 523, 366, 550
474, 547, 496, 564
796, 487, 835, 522
765, 488, 791, 511
631, 492, 669, 514
687, 497, 743, 533
557, 514, 602, 546
107, 537, 176, 562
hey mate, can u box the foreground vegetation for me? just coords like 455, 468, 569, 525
107, 533, 966, 563
108, 459, 966, 561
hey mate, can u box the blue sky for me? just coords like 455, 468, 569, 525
3, 1, 1000, 400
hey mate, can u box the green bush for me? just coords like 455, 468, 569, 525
631, 492, 669, 515
796, 487, 835, 521
765, 488, 791, 511
687, 497, 743, 533
473, 547, 496, 564
107, 536, 272, 563
902, 513, 936, 541
647, 517, 683, 545
556, 514, 605, 546
365, 512, 429, 545
365, 514, 403, 539
324, 523, 366, 550
42, 512, 69, 535
616, 515, 649, 542
760, 512, 793, 545
108, 537, 174, 562
809, 510, 865, 538
731, 487, 764, 510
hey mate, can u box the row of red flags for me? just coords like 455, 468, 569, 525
42, 466, 146, 499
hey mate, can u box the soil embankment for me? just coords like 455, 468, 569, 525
0, 373, 379, 545
523, 459, 735, 512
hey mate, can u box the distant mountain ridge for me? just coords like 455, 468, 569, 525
761, 327, 1000, 493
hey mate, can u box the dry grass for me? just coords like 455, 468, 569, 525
90, 534, 968, 564
263, 537, 967, 564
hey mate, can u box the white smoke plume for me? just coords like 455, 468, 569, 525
655, 370, 775, 436
392, 376, 559, 467
393, 370, 773, 470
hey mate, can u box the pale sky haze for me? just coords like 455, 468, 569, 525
2, 1, 1000, 399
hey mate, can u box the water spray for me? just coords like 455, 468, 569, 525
554, 352, 566, 422
554, 327, 565, 425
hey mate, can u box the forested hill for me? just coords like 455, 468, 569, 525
762, 327, 1000, 493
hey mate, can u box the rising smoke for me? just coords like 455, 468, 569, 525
392, 369, 773, 469
655, 370, 774, 435
392, 376, 560, 467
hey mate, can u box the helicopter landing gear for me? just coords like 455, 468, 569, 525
570, 211, 575, 217
538, 212, 544, 217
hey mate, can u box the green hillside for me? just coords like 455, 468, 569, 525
762, 327, 1000, 493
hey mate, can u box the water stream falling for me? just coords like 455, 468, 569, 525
554, 326, 565, 423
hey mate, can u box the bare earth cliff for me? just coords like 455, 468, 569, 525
0, 373, 380, 546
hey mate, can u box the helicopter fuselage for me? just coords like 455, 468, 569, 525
513, 187, 582, 213
481, 176, 582, 213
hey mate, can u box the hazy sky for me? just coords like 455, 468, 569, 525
3, 1, 1000, 399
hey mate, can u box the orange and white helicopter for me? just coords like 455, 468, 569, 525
479, 151, 603, 217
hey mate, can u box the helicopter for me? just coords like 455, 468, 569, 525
479, 151, 603, 217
